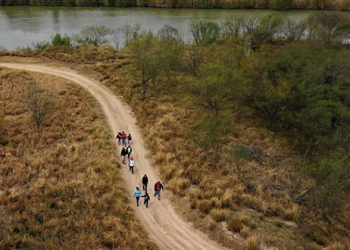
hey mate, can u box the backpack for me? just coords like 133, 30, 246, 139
155, 182, 161, 190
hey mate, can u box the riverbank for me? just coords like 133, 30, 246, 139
1, 0, 349, 11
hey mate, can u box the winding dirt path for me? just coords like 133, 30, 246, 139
0, 63, 228, 250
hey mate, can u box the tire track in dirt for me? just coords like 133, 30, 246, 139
0, 63, 229, 250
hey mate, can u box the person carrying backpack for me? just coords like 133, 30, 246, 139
141, 192, 150, 208
129, 157, 135, 174
120, 146, 127, 164
154, 181, 164, 200
142, 174, 148, 192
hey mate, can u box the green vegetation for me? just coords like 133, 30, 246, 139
52, 34, 71, 46
2, 11, 350, 249
129, 31, 182, 98
74, 25, 112, 46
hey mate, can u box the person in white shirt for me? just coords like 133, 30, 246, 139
129, 157, 135, 174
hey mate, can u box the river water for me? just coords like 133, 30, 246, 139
0, 6, 313, 51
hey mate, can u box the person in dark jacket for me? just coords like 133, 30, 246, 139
116, 132, 122, 145
141, 192, 150, 208
120, 146, 127, 164
127, 134, 132, 145
142, 174, 149, 192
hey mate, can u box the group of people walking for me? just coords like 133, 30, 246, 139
116, 131, 164, 209
134, 176, 164, 208
116, 131, 132, 147
118, 131, 133, 173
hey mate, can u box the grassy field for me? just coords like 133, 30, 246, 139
0, 65, 158, 249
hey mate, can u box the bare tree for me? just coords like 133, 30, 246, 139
282, 20, 307, 42
74, 25, 112, 46
119, 23, 141, 47
23, 83, 55, 130
307, 11, 350, 43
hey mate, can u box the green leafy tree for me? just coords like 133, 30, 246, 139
295, 151, 350, 219
228, 143, 252, 179
188, 62, 234, 114
250, 14, 284, 50
189, 19, 220, 45
185, 46, 204, 76
188, 112, 234, 169
52, 33, 71, 46
220, 17, 243, 40
129, 32, 183, 98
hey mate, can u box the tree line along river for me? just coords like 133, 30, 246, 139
1, 0, 349, 10
0, 6, 344, 51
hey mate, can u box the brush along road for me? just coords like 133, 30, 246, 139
0, 63, 228, 250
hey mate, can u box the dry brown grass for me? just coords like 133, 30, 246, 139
244, 237, 260, 250
0, 67, 158, 249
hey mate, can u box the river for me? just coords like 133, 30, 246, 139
0, 6, 313, 51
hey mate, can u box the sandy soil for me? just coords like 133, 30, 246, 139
0, 63, 229, 250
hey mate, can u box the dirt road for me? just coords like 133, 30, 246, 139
0, 63, 228, 250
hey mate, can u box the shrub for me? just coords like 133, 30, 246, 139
197, 200, 212, 214
206, 218, 217, 231
227, 218, 243, 232
52, 34, 71, 46
245, 237, 259, 250
74, 25, 112, 46
210, 208, 228, 222
190, 199, 197, 209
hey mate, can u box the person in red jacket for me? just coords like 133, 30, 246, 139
121, 131, 127, 147
154, 181, 164, 200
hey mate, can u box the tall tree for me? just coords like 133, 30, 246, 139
129, 32, 183, 98
188, 111, 234, 169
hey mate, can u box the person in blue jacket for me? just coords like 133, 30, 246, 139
134, 187, 142, 206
